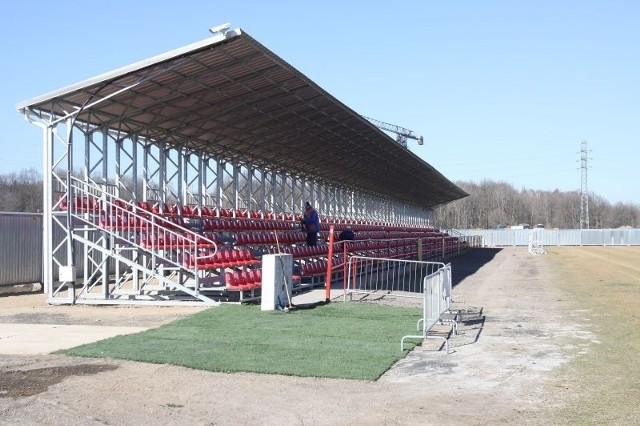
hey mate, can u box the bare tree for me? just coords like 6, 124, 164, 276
0, 169, 43, 212
433, 179, 639, 229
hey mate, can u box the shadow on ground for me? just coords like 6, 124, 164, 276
449, 247, 502, 288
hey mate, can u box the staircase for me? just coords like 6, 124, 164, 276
59, 177, 220, 305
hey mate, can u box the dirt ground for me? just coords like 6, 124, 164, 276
0, 246, 634, 425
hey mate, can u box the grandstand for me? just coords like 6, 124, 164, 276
16, 26, 472, 305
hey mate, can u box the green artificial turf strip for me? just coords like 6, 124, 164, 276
58, 301, 423, 380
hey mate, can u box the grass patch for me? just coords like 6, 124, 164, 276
57, 301, 423, 381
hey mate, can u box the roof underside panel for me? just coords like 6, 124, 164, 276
17, 29, 467, 209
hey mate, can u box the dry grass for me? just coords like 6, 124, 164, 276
543, 246, 640, 424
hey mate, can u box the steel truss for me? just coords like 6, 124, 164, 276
23, 107, 433, 305
30, 98, 438, 304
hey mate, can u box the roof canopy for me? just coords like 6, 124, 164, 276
17, 28, 467, 209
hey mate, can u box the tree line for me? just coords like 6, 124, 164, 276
1, 170, 638, 229
432, 179, 640, 229
0, 169, 42, 213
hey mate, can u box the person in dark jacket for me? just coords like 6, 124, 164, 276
301, 201, 321, 246
338, 226, 355, 241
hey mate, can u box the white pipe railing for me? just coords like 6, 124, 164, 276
66, 176, 217, 291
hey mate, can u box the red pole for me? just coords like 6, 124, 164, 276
324, 224, 335, 301
342, 242, 348, 291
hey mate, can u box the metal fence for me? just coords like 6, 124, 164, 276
0, 212, 42, 286
456, 228, 640, 247
344, 256, 453, 352
401, 263, 453, 352
0, 212, 123, 287
344, 256, 446, 297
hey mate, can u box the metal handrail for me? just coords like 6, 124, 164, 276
67, 176, 217, 276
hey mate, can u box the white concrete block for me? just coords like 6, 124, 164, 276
261, 254, 293, 311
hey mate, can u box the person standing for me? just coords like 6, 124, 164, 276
301, 201, 320, 246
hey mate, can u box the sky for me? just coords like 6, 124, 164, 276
1, 1, 638, 204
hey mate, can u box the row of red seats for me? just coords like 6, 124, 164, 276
58, 195, 295, 222
58, 194, 111, 213
183, 249, 259, 270
133, 229, 454, 262
100, 213, 148, 231
199, 219, 440, 236
254, 238, 448, 260
122, 199, 436, 233
139, 232, 217, 250
200, 218, 299, 232
111, 217, 449, 256
137, 202, 304, 222
300, 259, 328, 276
340, 231, 441, 240
225, 269, 262, 291
385, 231, 444, 239
345, 239, 427, 251
68, 195, 452, 258
224, 268, 304, 291
124, 199, 440, 237
230, 230, 449, 248
388, 248, 420, 259
279, 245, 329, 258
100, 213, 187, 232
321, 217, 438, 233
58, 195, 153, 216
301, 256, 352, 276
59, 193, 439, 234
234, 231, 304, 246
85, 196, 439, 238
344, 247, 414, 260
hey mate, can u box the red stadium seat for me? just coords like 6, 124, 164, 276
241, 270, 259, 290
225, 271, 240, 290
220, 250, 234, 267
200, 206, 214, 217
135, 201, 153, 215
251, 269, 263, 288
239, 249, 260, 266
232, 270, 252, 291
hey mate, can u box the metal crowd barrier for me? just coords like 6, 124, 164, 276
343, 256, 453, 352
401, 264, 453, 352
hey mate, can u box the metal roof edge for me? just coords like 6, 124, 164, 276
16, 28, 244, 112
239, 31, 468, 200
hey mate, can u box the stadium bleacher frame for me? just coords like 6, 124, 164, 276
16, 26, 469, 306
